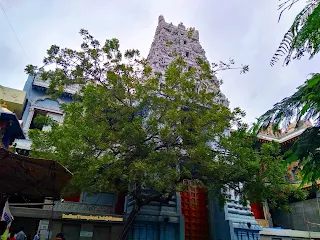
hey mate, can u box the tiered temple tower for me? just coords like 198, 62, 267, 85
126, 15, 261, 240
147, 15, 229, 107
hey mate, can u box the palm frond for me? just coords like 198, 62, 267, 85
278, 0, 301, 22
271, 31, 294, 66
254, 73, 320, 132
271, 1, 320, 66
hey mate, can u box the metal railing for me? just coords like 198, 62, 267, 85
33, 76, 81, 95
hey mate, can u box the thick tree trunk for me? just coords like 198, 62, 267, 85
118, 205, 141, 240
117, 191, 174, 239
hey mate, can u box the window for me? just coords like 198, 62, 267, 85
184, 40, 187, 44
186, 51, 189, 57
29, 109, 63, 131
29, 109, 49, 130
42, 112, 64, 131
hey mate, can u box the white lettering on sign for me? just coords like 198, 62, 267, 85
61, 213, 124, 222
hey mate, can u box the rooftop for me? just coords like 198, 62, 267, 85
257, 121, 312, 144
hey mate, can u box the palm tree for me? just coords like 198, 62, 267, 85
254, 0, 320, 184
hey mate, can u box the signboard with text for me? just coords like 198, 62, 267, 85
61, 213, 124, 222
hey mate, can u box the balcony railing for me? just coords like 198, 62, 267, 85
33, 75, 81, 95
54, 201, 115, 215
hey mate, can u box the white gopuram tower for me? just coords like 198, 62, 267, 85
147, 15, 229, 107
145, 15, 262, 240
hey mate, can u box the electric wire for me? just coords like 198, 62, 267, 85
0, 1, 30, 63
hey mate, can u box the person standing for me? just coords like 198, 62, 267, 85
15, 228, 26, 240
8, 233, 15, 240
33, 232, 39, 240
55, 233, 65, 240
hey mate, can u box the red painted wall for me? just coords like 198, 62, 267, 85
181, 187, 209, 240
64, 194, 80, 202
250, 203, 265, 219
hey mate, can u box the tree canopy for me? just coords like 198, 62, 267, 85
26, 30, 296, 237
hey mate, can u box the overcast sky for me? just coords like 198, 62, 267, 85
0, 0, 318, 123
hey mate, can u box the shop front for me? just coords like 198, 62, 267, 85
10, 206, 124, 240
51, 213, 123, 240
49, 219, 123, 240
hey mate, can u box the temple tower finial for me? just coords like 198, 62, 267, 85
158, 15, 165, 25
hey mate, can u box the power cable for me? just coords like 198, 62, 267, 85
0, 1, 30, 63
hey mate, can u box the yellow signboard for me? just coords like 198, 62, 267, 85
62, 214, 123, 222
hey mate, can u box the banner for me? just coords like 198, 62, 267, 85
1, 201, 13, 240
1, 201, 13, 225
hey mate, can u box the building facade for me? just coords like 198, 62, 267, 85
260, 228, 320, 240
9, 193, 124, 240
14, 75, 75, 153
125, 193, 183, 239
257, 121, 320, 238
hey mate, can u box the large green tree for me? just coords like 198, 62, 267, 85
255, 0, 320, 185
27, 30, 292, 239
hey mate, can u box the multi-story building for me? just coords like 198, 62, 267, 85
258, 121, 313, 185
8, 76, 124, 240
13, 74, 75, 154
125, 15, 261, 240
256, 121, 320, 237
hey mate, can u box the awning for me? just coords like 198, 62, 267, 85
0, 146, 72, 199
